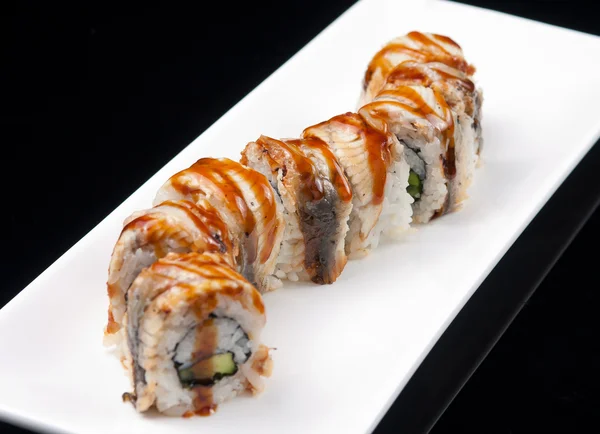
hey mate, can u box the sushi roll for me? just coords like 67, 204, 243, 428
154, 157, 285, 292
104, 199, 234, 346
241, 135, 353, 284
378, 60, 483, 156
302, 112, 413, 258
360, 32, 475, 108
358, 85, 476, 223
122, 251, 273, 416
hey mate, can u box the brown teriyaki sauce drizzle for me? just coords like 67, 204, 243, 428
368, 86, 455, 179
254, 135, 325, 203
165, 200, 232, 255
249, 136, 352, 284
385, 61, 475, 94
168, 158, 279, 282
364, 86, 456, 218
364, 31, 474, 91
188, 317, 218, 417
297, 137, 353, 203
303, 112, 392, 206
165, 254, 264, 417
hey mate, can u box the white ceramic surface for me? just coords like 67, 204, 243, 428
2, 1, 600, 433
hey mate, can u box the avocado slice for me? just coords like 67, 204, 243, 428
211, 353, 237, 377
178, 352, 238, 386
407, 169, 423, 200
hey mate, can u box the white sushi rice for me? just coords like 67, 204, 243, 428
131, 289, 267, 415
405, 110, 477, 222
362, 86, 466, 223
347, 156, 414, 259
173, 317, 252, 367
272, 170, 310, 283
451, 114, 478, 204
410, 136, 449, 223
362, 86, 479, 223
242, 151, 309, 284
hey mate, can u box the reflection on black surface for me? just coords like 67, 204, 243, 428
432, 208, 600, 433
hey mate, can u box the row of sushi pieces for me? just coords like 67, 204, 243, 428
103, 31, 483, 417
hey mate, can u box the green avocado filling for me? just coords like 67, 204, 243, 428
178, 352, 238, 387
407, 169, 423, 200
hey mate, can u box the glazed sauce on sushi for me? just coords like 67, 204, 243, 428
368, 87, 456, 179
433, 90, 457, 178
220, 281, 265, 315
250, 288, 265, 314
121, 214, 156, 232
105, 309, 120, 334
189, 318, 218, 417
166, 254, 236, 287
405, 32, 473, 74
297, 137, 353, 203
166, 200, 230, 253
187, 391, 218, 417
170, 158, 278, 264
121, 214, 171, 258
364, 31, 474, 90
181, 253, 265, 314
183, 159, 255, 254
158, 253, 263, 316
254, 136, 325, 202
244, 135, 353, 285
361, 117, 393, 205
386, 64, 428, 85
386, 62, 475, 93
316, 113, 391, 205
119, 202, 229, 261
407, 31, 458, 55
433, 67, 475, 93
365, 46, 427, 89
191, 318, 218, 363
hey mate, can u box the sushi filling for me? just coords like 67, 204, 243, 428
174, 317, 252, 387
407, 170, 423, 199
403, 146, 425, 200
298, 188, 340, 284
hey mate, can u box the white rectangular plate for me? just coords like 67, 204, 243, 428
2, 1, 600, 433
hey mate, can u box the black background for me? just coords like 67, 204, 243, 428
1, 1, 599, 433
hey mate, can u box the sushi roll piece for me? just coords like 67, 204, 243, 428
154, 157, 285, 292
122, 251, 273, 416
360, 32, 475, 108
302, 112, 413, 258
241, 135, 353, 284
379, 60, 483, 156
104, 199, 234, 346
358, 85, 476, 223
